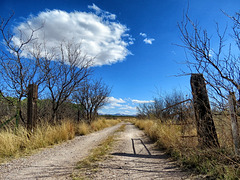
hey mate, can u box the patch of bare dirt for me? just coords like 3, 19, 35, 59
0, 123, 123, 180
90, 123, 192, 180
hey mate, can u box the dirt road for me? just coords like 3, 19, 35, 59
0, 122, 191, 180
90, 123, 190, 179
0, 123, 123, 180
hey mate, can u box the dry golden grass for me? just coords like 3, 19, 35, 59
213, 114, 234, 150
0, 118, 120, 164
77, 121, 90, 135
90, 118, 120, 131
132, 117, 240, 179
0, 128, 23, 158
134, 119, 198, 149
134, 116, 234, 150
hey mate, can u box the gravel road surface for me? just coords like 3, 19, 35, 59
91, 123, 190, 180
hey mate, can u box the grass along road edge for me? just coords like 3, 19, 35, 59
0, 118, 120, 164
72, 124, 126, 180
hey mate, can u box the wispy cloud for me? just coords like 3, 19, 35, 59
12, 5, 133, 66
88, 3, 116, 20
120, 105, 136, 110
139, 32, 155, 45
132, 99, 154, 104
88, 3, 101, 14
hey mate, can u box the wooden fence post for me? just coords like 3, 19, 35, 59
190, 74, 219, 148
228, 92, 240, 156
27, 84, 38, 132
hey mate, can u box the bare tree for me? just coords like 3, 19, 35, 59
0, 13, 93, 126
42, 42, 92, 123
177, 11, 240, 149
0, 13, 45, 124
137, 90, 191, 121
136, 103, 154, 119
73, 79, 111, 123
178, 11, 240, 101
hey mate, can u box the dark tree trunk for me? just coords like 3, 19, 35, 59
51, 108, 57, 124
191, 74, 219, 148
228, 92, 240, 155
27, 84, 38, 132
77, 107, 81, 122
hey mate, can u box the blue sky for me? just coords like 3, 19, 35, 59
1, 0, 240, 115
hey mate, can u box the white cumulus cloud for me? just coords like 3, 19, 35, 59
107, 97, 126, 107
108, 97, 126, 104
139, 32, 147, 37
143, 38, 155, 45
139, 32, 155, 45
12, 6, 132, 66
100, 97, 140, 115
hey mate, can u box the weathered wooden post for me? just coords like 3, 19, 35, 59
190, 74, 219, 148
27, 84, 38, 132
228, 92, 240, 156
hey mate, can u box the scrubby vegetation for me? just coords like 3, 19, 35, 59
132, 118, 240, 179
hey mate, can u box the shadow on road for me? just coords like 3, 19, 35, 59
111, 152, 167, 159
131, 138, 152, 155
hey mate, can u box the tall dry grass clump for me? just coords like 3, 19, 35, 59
134, 120, 158, 140
0, 128, 25, 158
0, 120, 76, 163
213, 114, 234, 150
76, 118, 120, 135
0, 118, 120, 164
90, 118, 120, 131
29, 120, 75, 150
77, 121, 90, 135
134, 119, 196, 149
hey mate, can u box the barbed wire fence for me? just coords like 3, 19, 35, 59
138, 73, 240, 154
